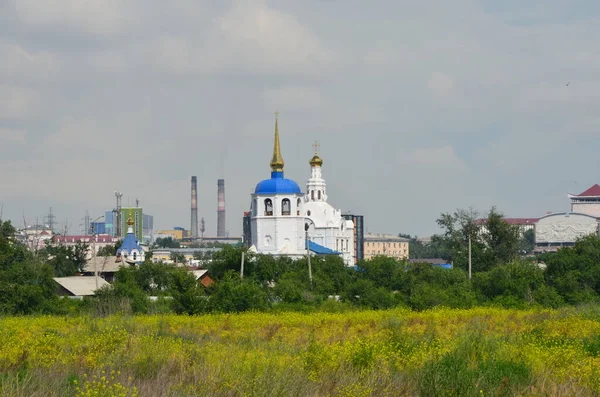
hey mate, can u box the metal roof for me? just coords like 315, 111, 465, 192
254, 171, 302, 195
306, 240, 341, 255
53, 276, 110, 296
574, 184, 600, 197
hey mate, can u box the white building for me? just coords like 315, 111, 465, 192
116, 217, 145, 265
304, 147, 355, 265
535, 212, 599, 252
250, 116, 306, 258
568, 184, 600, 218
249, 116, 354, 264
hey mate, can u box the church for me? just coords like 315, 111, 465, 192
248, 115, 355, 265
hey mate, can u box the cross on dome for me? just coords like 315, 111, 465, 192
309, 141, 323, 167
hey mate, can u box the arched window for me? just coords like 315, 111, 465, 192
282, 199, 291, 215
318, 190, 322, 200
311, 190, 315, 200
297, 198, 301, 215
264, 199, 273, 216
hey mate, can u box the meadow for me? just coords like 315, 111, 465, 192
1, 306, 600, 397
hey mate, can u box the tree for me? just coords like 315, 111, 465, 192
169, 266, 208, 314
41, 240, 90, 276
97, 240, 121, 256
545, 235, 600, 304
521, 229, 535, 254
208, 271, 269, 312
433, 207, 522, 273
153, 237, 180, 249
0, 220, 60, 315
481, 207, 521, 265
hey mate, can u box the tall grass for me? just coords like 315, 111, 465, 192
1, 306, 600, 396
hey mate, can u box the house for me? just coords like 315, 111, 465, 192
53, 276, 110, 298
189, 268, 215, 288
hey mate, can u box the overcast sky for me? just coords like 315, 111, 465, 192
1, 0, 600, 237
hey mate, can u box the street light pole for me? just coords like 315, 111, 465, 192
90, 215, 104, 291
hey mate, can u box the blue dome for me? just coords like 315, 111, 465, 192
117, 232, 143, 256
255, 171, 302, 194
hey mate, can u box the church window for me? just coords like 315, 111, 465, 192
311, 190, 315, 200
307, 210, 311, 216
282, 199, 291, 215
318, 190, 322, 200
297, 198, 301, 215
264, 199, 273, 216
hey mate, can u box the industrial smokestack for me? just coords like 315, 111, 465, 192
191, 176, 198, 237
217, 179, 226, 237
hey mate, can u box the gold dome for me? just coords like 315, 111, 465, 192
127, 216, 134, 226
309, 154, 323, 167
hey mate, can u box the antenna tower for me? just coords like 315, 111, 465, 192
45, 207, 56, 232
83, 210, 91, 235
114, 192, 123, 237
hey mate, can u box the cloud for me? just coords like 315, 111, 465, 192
12, 0, 128, 36
427, 72, 455, 100
407, 146, 467, 171
150, 0, 334, 75
2, 0, 600, 237
0, 40, 58, 82
0, 85, 38, 119
0, 128, 27, 145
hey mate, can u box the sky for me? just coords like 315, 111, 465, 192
1, 0, 600, 237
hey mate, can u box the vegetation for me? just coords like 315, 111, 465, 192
2, 307, 600, 396
3, 206, 600, 315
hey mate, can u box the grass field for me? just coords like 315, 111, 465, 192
1, 306, 600, 396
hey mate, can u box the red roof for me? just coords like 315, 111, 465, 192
575, 184, 600, 197
53, 235, 116, 243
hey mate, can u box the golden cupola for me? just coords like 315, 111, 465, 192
309, 141, 323, 167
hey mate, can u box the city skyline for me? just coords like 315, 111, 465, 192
2, 1, 600, 237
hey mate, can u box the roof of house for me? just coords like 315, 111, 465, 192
84, 256, 124, 273
408, 258, 449, 265
364, 233, 411, 242
306, 240, 341, 255
53, 276, 110, 296
190, 269, 209, 280
574, 184, 600, 197
53, 235, 116, 243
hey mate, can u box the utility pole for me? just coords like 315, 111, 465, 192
240, 251, 245, 279
90, 215, 104, 291
305, 223, 313, 288
468, 235, 472, 280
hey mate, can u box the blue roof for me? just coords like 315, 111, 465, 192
117, 231, 143, 255
306, 240, 341, 255
254, 171, 302, 195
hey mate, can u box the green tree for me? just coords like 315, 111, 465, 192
97, 239, 121, 256
481, 207, 521, 265
520, 229, 535, 254
433, 207, 521, 273
0, 220, 59, 314
208, 271, 269, 312
153, 237, 180, 249
169, 267, 208, 314
545, 235, 600, 304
